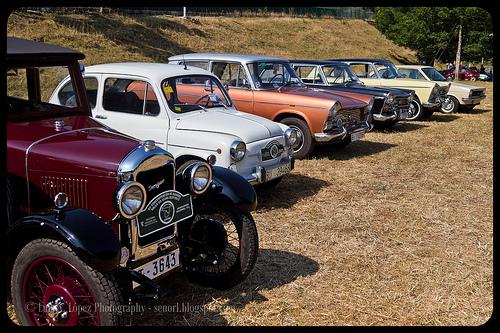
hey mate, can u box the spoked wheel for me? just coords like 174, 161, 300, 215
22, 256, 99, 326
11, 239, 125, 326
183, 205, 258, 290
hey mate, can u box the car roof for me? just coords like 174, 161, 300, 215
397, 65, 432, 69
168, 53, 287, 64
290, 60, 347, 66
330, 58, 391, 63
7, 37, 84, 62
84, 62, 216, 81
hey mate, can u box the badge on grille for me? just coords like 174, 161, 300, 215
136, 190, 193, 237
261, 140, 284, 161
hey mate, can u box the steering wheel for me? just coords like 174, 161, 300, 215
269, 74, 284, 83
194, 94, 211, 106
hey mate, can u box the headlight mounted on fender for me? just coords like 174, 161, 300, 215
184, 161, 213, 194
117, 181, 147, 219
284, 127, 298, 147
230, 141, 246, 161
386, 94, 394, 104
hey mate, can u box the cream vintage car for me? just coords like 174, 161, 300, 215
396, 65, 487, 113
49, 63, 298, 188
332, 58, 450, 120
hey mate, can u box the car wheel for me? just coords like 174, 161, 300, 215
11, 239, 125, 326
406, 99, 423, 120
470, 77, 477, 81
280, 117, 314, 159
183, 204, 258, 290
441, 96, 459, 113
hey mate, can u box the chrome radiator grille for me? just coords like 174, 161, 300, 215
41, 176, 88, 208
338, 108, 362, 123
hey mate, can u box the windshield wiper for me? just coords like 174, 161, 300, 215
174, 103, 209, 112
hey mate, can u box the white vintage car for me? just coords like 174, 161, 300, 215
396, 65, 487, 113
49, 63, 298, 187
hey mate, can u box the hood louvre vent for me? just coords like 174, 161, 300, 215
41, 176, 89, 209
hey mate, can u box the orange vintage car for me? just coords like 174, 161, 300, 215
168, 54, 371, 159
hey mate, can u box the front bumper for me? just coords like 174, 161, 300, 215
422, 101, 441, 108
314, 121, 370, 143
462, 96, 486, 105
373, 111, 397, 122
244, 156, 294, 185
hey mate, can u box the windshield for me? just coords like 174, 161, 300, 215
161, 75, 231, 113
422, 67, 448, 81
247, 61, 304, 90
322, 64, 361, 85
374, 62, 402, 79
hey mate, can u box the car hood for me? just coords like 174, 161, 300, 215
450, 82, 486, 92
392, 78, 436, 88
8, 115, 140, 178
277, 86, 368, 109
175, 108, 284, 143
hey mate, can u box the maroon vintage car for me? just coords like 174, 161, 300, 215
6, 37, 259, 326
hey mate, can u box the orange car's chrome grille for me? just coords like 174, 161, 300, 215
41, 176, 89, 209
338, 108, 362, 123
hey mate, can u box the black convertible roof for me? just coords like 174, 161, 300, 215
7, 37, 85, 62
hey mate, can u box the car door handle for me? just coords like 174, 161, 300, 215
95, 114, 107, 119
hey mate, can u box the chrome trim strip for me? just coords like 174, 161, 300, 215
254, 100, 329, 111
167, 143, 217, 153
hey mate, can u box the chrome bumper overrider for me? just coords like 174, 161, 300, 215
373, 111, 397, 122
314, 121, 370, 142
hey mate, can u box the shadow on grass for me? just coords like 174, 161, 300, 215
133, 249, 319, 325
373, 121, 428, 133
311, 140, 397, 161
255, 173, 330, 211
53, 13, 194, 61
425, 113, 460, 122
458, 107, 491, 115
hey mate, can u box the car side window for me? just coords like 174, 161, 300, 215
103, 78, 160, 116
181, 61, 209, 71
58, 77, 98, 109
350, 64, 369, 78
212, 62, 250, 89
293, 65, 323, 84
403, 69, 425, 80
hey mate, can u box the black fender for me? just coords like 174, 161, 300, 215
7, 208, 121, 272
202, 166, 257, 213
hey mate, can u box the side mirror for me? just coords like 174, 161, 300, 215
223, 83, 230, 91
79, 63, 85, 73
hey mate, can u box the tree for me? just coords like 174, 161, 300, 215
374, 7, 493, 65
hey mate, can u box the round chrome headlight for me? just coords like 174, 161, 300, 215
386, 94, 394, 104
185, 162, 213, 194
284, 128, 298, 147
230, 141, 246, 162
335, 116, 344, 128
117, 181, 146, 219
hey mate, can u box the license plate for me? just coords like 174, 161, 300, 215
351, 131, 365, 142
265, 162, 291, 181
133, 248, 180, 288
400, 110, 408, 119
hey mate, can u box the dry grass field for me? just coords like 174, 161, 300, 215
6, 10, 492, 326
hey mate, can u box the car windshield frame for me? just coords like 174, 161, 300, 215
422, 67, 448, 82
247, 61, 305, 91
321, 63, 363, 85
374, 61, 403, 79
7, 61, 90, 121
160, 74, 233, 114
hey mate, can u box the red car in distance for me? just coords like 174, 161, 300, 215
440, 65, 479, 81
